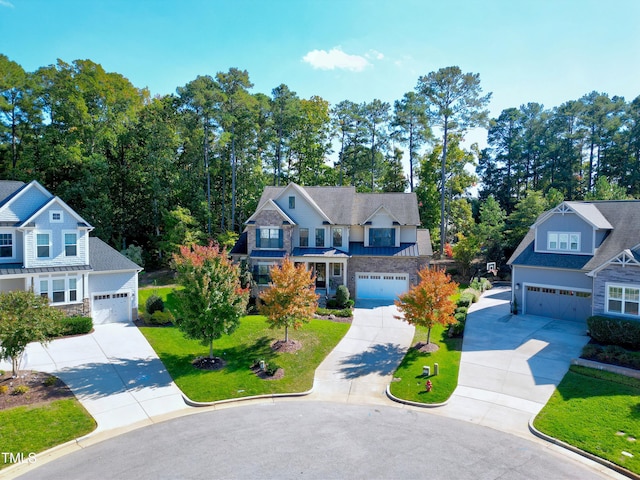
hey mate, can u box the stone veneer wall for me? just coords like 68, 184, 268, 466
592, 264, 640, 316
54, 297, 91, 317
246, 209, 293, 258
347, 256, 430, 297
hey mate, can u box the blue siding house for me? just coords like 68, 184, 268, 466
0, 180, 141, 324
508, 200, 640, 321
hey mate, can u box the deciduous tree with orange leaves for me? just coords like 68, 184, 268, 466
259, 258, 318, 344
395, 266, 458, 346
173, 242, 249, 361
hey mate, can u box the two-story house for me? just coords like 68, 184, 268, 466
508, 200, 640, 321
0, 180, 141, 324
231, 183, 432, 301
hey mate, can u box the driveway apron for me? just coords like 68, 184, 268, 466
431, 286, 591, 438
311, 300, 415, 404
1, 322, 187, 433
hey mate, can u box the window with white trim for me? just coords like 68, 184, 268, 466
0, 232, 13, 258
39, 275, 81, 304
64, 232, 77, 256
547, 232, 580, 252
50, 211, 63, 223
315, 228, 325, 247
299, 228, 309, 247
607, 284, 640, 317
257, 228, 282, 249
37, 233, 51, 258
332, 228, 343, 247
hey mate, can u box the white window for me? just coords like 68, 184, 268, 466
39, 279, 48, 299
39, 275, 81, 304
50, 211, 63, 223
52, 278, 65, 303
69, 277, 78, 302
547, 232, 580, 252
0, 232, 13, 258
607, 284, 640, 317
332, 228, 343, 248
37, 232, 51, 258
64, 232, 77, 256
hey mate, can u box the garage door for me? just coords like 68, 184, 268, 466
524, 286, 591, 321
356, 273, 409, 300
92, 292, 131, 324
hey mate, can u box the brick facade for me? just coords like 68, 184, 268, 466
247, 209, 293, 254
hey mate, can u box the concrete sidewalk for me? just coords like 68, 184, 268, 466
430, 286, 591, 438
0, 322, 187, 433
311, 300, 414, 404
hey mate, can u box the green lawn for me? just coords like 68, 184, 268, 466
140, 316, 349, 402
534, 366, 640, 475
138, 286, 181, 315
0, 399, 96, 470
388, 323, 462, 404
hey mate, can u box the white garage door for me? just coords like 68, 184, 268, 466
356, 273, 409, 300
92, 292, 131, 324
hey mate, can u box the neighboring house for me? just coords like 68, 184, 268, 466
0, 180, 141, 324
231, 183, 432, 301
508, 200, 640, 321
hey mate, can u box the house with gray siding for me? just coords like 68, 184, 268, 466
231, 183, 432, 301
0, 180, 141, 324
508, 200, 640, 321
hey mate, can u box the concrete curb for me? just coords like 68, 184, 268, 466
385, 385, 449, 408
572, 358, 640, 380
182, 388, 314, 407
528, 418, 640, 480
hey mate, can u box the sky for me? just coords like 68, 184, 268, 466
1, 0, 640, 151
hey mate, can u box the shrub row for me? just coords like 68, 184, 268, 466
53, 316, 93, 337
326, 298, 355, 309
316, 307, 353, 318
470, 278, 492, 293
449, 282, 491, 337
143, 310, 174, 326
582, 343, 640, 370
587, 315, 640, 350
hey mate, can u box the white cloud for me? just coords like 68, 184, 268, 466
366, 49, 384, 60
302, 47, 370, 72
0, 0, 14, 7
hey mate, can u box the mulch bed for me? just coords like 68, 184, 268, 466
251, 365, 285, 380
0, 371, 74, 411
192, 357, 227, 371
414, 342, 440, 353
271, 339, 302, 353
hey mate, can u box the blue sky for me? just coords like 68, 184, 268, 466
1, 0, 639, 144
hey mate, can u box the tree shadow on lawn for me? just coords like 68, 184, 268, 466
339, 342, 407, 379
160, 336, 278, 379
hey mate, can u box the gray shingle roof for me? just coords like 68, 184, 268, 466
89, 237, 141, 272
257, 183, 421, 226
0, 180, 26, 207
509, 200, 640, 272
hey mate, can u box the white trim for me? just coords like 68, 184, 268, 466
245, 198, 297, 225
0, 180, 51, 218
587, 249, 640, 277
545, 231, 581, 252
276, 183, 332, 224
37, 273, 82, 305
19, 196, 94, 231
604, 282, 640, 318
0, 228, 16, 261
35, 230, 52, 259
49, 210, 64, 223
91, 288, 132, 323
361, 205, 402, 226
257, 225, 283, 250
315, 227, 326, 248
521, 281, 592, 315
62, 230, 78, 257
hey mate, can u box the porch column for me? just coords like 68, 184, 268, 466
343, 260, 347, 292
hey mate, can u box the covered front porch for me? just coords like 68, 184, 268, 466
291, 247, 350, 299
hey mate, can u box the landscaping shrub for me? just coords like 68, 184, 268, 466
144, 310, 174, 326
581, 342, 640, 370
587, 315, 640, 349
316, 307, 352, 318
480, 278, 492, 291
145, 294, 165, 315
12, 385, 29, 395
457, 294, 473, 308
462, 288, 481, 303
336, 285, 350, 308
55, 316, 93, 337
0, 385, 8, 395
455, 306, 468, 315
44, 375, 58, 387
265, 363, 281, 376
326, 299, 338, 308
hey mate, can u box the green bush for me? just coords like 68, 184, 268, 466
326, 299, 338, 308
316, 307, 352, 318
55, 316, 93, 337
581, 342, 640, 369
462, 288, 481, 303
587, 315, 640, 349
44, 375, 58, 387
457, 294, 473, 308
480, 278, 492, 291
455, 306, 468, 315
265, 363, 281, 376
144, 310, 174, 326
145, 294, 165, 315
12, 385, 29, 395
336, 285, 350, 308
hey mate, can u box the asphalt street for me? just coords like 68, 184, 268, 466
16, 402, 608, 480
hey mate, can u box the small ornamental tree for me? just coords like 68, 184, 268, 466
259, 258, 318, 344
0, 290, 64, 376
172, 243, 249, 361
395, 267, 458, 346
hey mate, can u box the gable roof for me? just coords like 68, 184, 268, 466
0, 180, 27, 206
509, 200, 640, 272
18, 196, 94, 230
256, 183, 420, 226
245, 198, 297, 225
89, 237, 141, 272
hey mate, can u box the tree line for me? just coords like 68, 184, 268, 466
1, 55, 638, 268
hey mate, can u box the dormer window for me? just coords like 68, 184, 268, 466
50, 211, 63, 223
369, 228, 396, 247
547, 232, 580, 252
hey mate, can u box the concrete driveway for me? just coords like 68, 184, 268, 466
432, 286, 591, 438
0, 322, 187, 433
311, 300, 414, 404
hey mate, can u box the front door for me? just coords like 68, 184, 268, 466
315, 263, 326, 288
